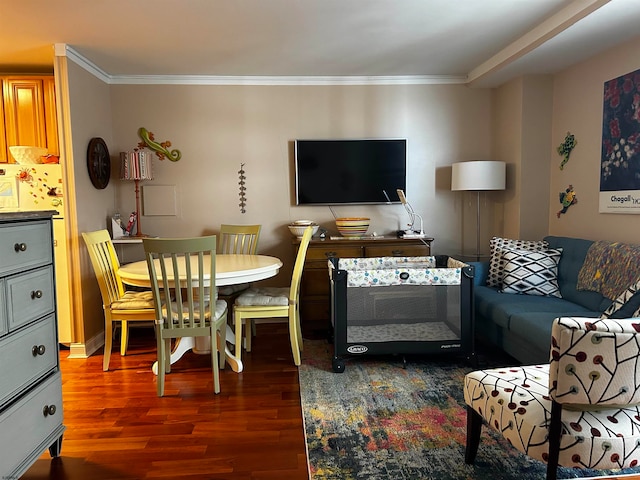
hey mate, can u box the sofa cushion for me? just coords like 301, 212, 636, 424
544, 236, 606, 311
500, 248, 562, 297
475, 285, 586, 330
487, 237, 548, 288
508, 310, 597, 353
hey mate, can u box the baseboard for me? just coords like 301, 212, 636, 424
67, 331, 105, 359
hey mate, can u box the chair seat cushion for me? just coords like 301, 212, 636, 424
235, 287, 289, 306
218, 283, 250, 296
111, 290, 154, 310
162, 299, 228, 322
464, 365, 640, 470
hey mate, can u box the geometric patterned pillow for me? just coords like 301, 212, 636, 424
500, 247, 563, 297
486, 236, 549, 288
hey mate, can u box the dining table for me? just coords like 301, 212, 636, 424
118, 254, 283, 374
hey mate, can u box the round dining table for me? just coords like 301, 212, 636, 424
118, 254, 283, 373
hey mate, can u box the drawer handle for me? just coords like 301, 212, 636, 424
31, 290, 43, 299
14, 242, 27, 252
324, 251, 337, 258
391, 250, 403, 256
32, 344, 46, 356
43, 404, 57, 417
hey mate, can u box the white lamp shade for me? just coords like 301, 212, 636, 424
451, 161, 506, 191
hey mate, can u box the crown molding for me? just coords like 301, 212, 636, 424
55, 44, 467, 86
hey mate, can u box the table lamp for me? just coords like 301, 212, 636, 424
451, 160, 506, 261
120, 150, 153, 237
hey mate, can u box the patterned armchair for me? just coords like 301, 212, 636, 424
464, 316, 640, 480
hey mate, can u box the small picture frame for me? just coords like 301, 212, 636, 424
0, 176, 18, 208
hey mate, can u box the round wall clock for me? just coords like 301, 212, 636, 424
87, 137, 111, 189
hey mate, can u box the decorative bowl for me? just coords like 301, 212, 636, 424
335, 217, 370, 237
9, 146, 48, 164
288, 223, 319, 238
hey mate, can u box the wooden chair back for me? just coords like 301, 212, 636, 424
219, 224, 261, 254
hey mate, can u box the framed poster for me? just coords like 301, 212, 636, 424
0, 176, 18, 208
599, 68, 640, 213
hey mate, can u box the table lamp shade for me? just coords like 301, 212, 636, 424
121, 151, 153, 181
120, 151, 153, 237
451, 161, 505, 191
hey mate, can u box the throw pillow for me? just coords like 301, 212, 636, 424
500, 247, 563, 297
486, 236, 549, 288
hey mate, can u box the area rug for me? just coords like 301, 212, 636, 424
299, 340, 640, 480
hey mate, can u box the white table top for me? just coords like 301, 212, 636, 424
118, 254, 283, 287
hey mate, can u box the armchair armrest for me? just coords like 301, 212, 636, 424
549, 316, 640, 406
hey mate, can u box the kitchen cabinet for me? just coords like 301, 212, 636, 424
1, 75, 59, 163
294, 236, 433, 338
0, 211, 65, 478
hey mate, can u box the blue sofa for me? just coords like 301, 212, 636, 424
472, 236, 640, 365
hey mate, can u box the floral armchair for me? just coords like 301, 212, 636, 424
464, 316, 640, 480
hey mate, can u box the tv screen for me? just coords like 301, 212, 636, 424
295, 139, 407, 205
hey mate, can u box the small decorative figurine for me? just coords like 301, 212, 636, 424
137, 127, 181, 162
557, 132, 577, 170
557, 184, 578, 218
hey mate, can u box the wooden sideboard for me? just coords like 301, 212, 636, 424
293, 236, 433, 339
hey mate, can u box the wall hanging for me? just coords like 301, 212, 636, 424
238, 163, 246, 213
137, 127, 181, 162
557, 132, 576, 170
599, 67, 640, 213
557, 184, 577, 218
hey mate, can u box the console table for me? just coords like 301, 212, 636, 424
293, 236, 433, 338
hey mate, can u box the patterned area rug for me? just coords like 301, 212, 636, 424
299, 340, 640, 480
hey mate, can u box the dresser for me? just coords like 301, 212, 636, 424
294, 236, 433, 338
0, 211, 64, 478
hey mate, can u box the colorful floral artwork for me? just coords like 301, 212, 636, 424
599, 68, 640, 213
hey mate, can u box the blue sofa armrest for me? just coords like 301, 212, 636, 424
469, 261, 489, 286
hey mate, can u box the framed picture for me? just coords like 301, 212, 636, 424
599, 68, 640, 213
0, 176, 18, 208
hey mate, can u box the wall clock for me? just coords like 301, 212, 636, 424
87, 137, 111, 189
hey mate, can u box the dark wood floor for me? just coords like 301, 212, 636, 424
21, 324, 309, 480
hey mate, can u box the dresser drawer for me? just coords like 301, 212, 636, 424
0, 221, 52, 276
0, 372, 63, 477
305, 245, 363, 263
0, 279, 6, 337
0, 314, 58, 409
365, 244, 431, 257
6, 265, 55, 331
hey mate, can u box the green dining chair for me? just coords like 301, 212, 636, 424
142, 235, 228, 396
233, 226, 313, 366
82, 229, 156, 371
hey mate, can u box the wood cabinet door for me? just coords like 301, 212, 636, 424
3, 77, 47, 162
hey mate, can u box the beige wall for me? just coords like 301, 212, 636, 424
492, 75, 553, 242
109, 84, 493, 269
549, 35, 640, 244
66, 60, 116, 346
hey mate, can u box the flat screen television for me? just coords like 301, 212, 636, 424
294, 139, 407, 205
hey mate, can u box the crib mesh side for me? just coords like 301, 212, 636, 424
345, 284, 462, 343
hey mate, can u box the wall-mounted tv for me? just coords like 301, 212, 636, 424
294, 139, 407, 205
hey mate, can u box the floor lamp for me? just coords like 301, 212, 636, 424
451, 160, 506, 261
120, 150, 153, 237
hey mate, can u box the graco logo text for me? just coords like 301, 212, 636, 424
347, 345, 369, 354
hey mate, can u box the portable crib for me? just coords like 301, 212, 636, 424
328, 255, 474, 372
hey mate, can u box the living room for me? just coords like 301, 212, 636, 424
3, 1, 640, 478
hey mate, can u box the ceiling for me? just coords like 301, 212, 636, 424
2, 0, 639, 87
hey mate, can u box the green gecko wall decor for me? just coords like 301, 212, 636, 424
137, 127, 182, 162
557, 132, 576, 170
